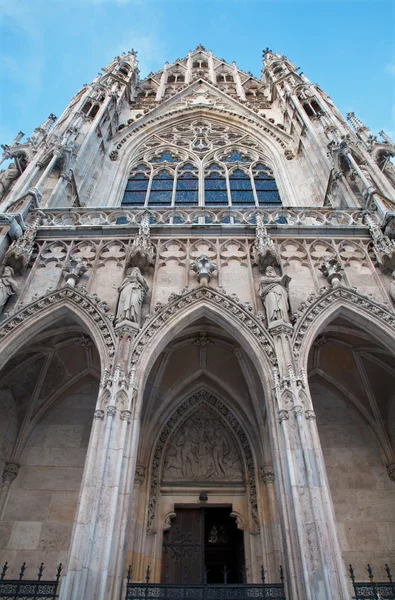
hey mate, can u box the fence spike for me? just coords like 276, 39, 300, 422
126, 565, 132, 585
222, 564, 229, 585
165, 563, 169, 584
367, 563, 374, 582
279, 564, 284, 584
145, 565, 151, 584
18, 562, 26, 581
37, 562, 44, 581
261, 566, 266, 584
183, 565, 188, 584
0, 562, 8, 580
385, 563, 393, 583
56, 563, 63, 582
348, 564, 355, 583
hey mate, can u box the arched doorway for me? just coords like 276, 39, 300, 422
0, 312, 101, 579
127, 314, 281, 584
307, 313, 395, 580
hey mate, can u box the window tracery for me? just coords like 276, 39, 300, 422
121, 120, 282, 208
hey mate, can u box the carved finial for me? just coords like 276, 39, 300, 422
126, 212, 155, 271
253, 214, 281, 272
63, 256, 88, 287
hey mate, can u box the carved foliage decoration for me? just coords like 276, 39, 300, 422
163, 406, 243, 482
132, 285, 275, 365
0, 286, 116, 359
147, 390, 259, 533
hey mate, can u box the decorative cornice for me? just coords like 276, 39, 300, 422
132, 285, 275, 365
0, 285, 116, 360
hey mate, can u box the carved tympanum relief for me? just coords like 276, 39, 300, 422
163, 408, 243, 482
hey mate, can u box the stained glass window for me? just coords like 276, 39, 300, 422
205, 172, 228, 205
148, 170, 173, 205
175, 172, 198, 205
254, 172, 281, 205
122, 172, 148, 205
152, 152, 179, 163
229, 169, 255, 205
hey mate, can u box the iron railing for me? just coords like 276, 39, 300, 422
0, 562, 62, 599
349, 564, 395, 599
125, 565, 286, 600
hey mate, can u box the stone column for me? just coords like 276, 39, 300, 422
261, 465, 281, 582
0, 462, 20, 518
268, 321, 349, 600
60, 324, 141, 600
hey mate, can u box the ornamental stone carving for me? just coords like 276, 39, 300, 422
4, 211, 44, 274
94, 409, 105, 420
190, 255, 217, 285
259, 266, 291, 324
135, 465, 146, 485
2, 462, 20, 484
0, 162, 19, 199
318, 256, 344, 287
126, 213, 155, 271
115, 267, 149, 328
63, 256, 88, 287
390, 273, 395, 303
163, 408, 243, 483
252, 214, 281, 272
261, 465, 275, 485
0, 267, 18, 316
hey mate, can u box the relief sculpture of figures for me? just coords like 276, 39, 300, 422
116, 266, 149, 327
0, 267, 18, 315
259, 266, 291, 323
163, 410, 242, 482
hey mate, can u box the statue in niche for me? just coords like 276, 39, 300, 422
0, 266, 18, 315
163, 411, 242, 482
116, 266, 149, 326
259, 266, 291, 323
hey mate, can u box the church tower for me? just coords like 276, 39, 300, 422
0, 46, 394, 600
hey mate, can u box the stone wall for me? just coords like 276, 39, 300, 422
311, 377, 395, 580
0, 377, 97, 579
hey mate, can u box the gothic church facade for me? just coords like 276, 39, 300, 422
0, 45, 394, 600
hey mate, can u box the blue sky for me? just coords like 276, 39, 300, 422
0, 0, 394, 146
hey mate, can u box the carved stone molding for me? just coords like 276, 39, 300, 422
261, 465, 275, 485
230, 511, 244, 530
2, 462, 20, 484
292, 285, 395, 360
147, 389, 259, 533
0, 285, 116, 361
132, 285, 275, 365
163, 511, 176, 531
135, 465, 146, 486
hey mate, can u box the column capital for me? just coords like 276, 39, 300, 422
261, 465, 275, 485
2, 462, 20, 484
387, 462, 395, 482
135, 465, 146, 485
94, 409, 105, 420
106, 405, 116, 417
120, 410, 132, 423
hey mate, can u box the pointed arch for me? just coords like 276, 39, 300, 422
293, 286, 395, 373
131, 286, 275, 420
0, 286, 115, 373
146, 388, 260, 534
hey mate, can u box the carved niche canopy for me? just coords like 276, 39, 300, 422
163, 407, 243, 483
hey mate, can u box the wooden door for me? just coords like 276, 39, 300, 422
162, 508, 203, 584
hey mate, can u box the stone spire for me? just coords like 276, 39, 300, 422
346, 112, 374, 147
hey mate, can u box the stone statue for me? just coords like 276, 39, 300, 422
116, 266, 148, 326
0, 163, 19, 199
0, 267, 18, 315
259, 266, 291, 323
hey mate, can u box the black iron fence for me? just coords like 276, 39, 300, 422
125, 565, 286, 600
0, 562, 62, 599
349, 564, 395, 600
